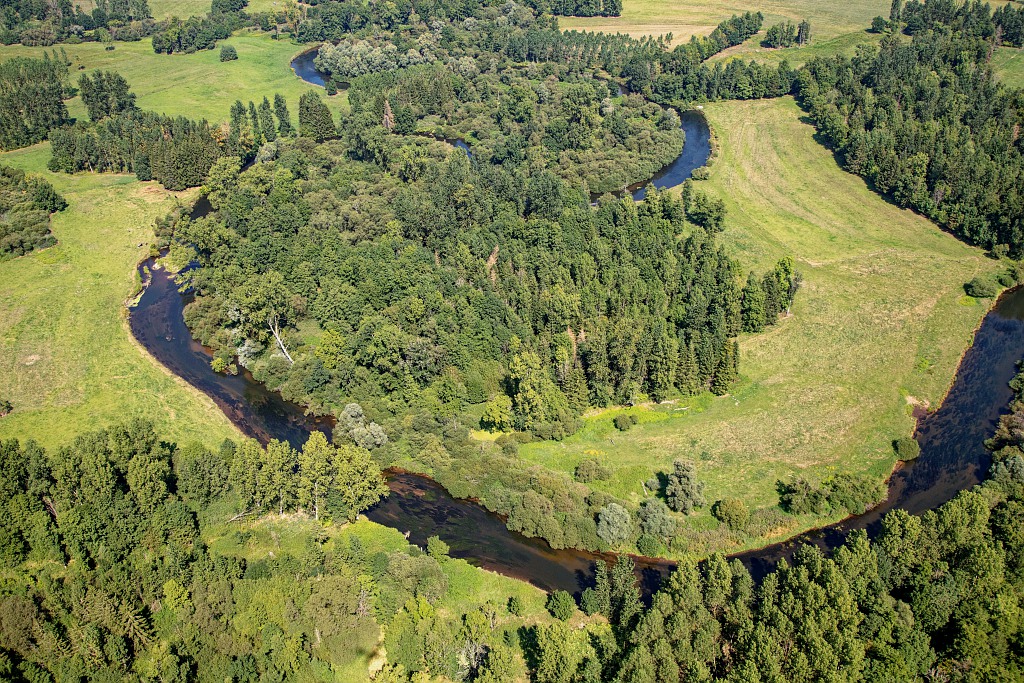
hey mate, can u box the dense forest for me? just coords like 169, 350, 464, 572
0, 54, 70, 151
0, 0, 151, 46
800, 0, 1024, 253
0, 164, 67, 258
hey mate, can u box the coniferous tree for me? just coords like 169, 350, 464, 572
258, 96, 277, 142
741, 272, 767, 333
273, 92, 293, 136
299, 90, 335, 142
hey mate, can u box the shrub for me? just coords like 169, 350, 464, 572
711, 498, 750, 530
665, 460, 705, 513
507, 595, 523, 616
574, 458, 611, 483
965, 276, 999, 298
690, 166, 710, 180
426, 535, 449, 560
596, 503, 633, 545
0, 398, 11, 417
871, 16, 888, 32
546, 590, 576, 621
219, 44, 238, 62
636, 533, 665, 556
613, 413, 637, 431
893, 436, 921, 461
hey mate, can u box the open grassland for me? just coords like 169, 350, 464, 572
994, 46, 1024, 89
519, 96, 1001, 552
146, 0, 284, 18
559, 0, 889, 45
0, 31, 344, 124
0, 143, 240, 450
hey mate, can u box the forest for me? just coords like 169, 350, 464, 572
0, 164, 67, 258
1, 371, 1022, 681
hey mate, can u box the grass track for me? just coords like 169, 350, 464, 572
0, 31, 345, 124
994, 46, 1024, 89
0, 144, 240, 450
519, 97, 1001, 553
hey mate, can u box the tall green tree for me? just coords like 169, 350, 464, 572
298, 90, 336, 142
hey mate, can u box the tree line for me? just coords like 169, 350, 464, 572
0, 54, 70, 151
799, 0, 1024, 253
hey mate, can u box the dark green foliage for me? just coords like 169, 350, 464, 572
872, 15, 890, 32
78, 70, 136, 122
0, 56, 70, 151
893, 436, 921, 460
637, 497, 675, 540
711, 497, 749, 529
613, 413, 637, 431
298, 90, 336, 141
0, 165, 66, 259
574, 458, 610, 483
762, 20, 798, 48
551, 0, 620, 17
799, 2, 1024, 252
546, 590, 576, 621
151, 13, 244, 54
965, 276, 999, 298
507, 595, 524, 616
273, 92, 293, 136
664, 460, 705, 513
777, 472, 885, 515
48, 110, 222, 190
0, 399, 10, 416
219, 44, 237, 61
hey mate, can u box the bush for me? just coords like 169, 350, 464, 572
596, 503, 633, 545
574, 458, 611, 483
690, 166, 710, 180
426, 535, 449, 560
613, 413, 638, 431
507, 595, 523, 616
0, 398, 11, 416
546, 590, 576, 621
965, 276, 999, 298
219, 44, 237, 62
636, 533, 665, 556
871, 16, 889, 32
893, 436, 921, 461
711, 498, 750, 530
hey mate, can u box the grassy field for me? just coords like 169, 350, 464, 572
994, 46, 1024, 89
559, 0, 889, 45
0, 31, 344, 124
0, 143, 240, 450
519, 96, 1001, 552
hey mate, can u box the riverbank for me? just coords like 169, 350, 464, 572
0, 143, 239, 449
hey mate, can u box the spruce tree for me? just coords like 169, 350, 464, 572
258, 96, 277, 142
298, 90, 335, 142
273, 92, 293, 137
741, 272, 767, 333
248, 101, 262, 145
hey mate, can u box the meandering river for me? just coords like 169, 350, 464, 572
125, 50, 1024, 595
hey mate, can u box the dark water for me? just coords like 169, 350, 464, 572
291, 47, 326, 88
628, 110, 710, 201
129, 254, 670, 594
290, 49, 709, 199
736, 287, 1024, 577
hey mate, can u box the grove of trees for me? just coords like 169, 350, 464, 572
0, 164, 67, 258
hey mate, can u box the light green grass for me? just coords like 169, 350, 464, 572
0, 143, 240, 450
993, 46, 1024, 89
0, 31, 344, 124
519, 96, 1001, 553
559, 0, 889, 45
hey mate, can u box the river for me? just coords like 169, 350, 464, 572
289, 47, 711, 202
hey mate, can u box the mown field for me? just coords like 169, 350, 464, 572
559, 0, 889, 45
0, 143, 241, 449
0, 31, 344, 124
994, 45, 1024, 88
519, 96, 1002, 552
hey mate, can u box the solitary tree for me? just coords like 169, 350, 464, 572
597, 503, 633, 545
665, 460, 705, 513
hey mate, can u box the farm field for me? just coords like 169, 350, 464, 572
519, 96, 1001, 552
0, 144, 240, 450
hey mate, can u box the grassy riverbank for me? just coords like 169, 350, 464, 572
0, 143, 240, 449
0, 31, 345, 124
519, 96, 1002, 554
